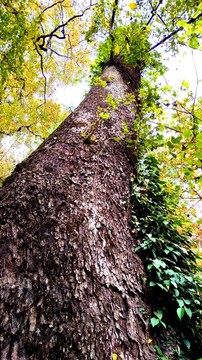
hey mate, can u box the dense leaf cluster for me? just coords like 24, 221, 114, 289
131, 156, 202, 358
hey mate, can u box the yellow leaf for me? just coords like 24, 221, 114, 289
147, 338, 153, 344
112, 354, 118, 360
126, 43, 130, 52
128, 2, 137, 11
114, 44, 121, 55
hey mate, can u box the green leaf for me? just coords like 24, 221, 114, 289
163, 280, 170, 289
174, 289, 180, 297
171, 280, 178, 288
150, 317, 160, 327
188, 35, 199, 49
153, 310, 163, 320
154, 345, 163, 356
182, 129, 192, 139
185, 306, 192, 318
181, 80, 189, 88
152, 259, 166, 269
161, 320, 167, 329
183, 339, 191, 349
167, 140, 174, 149
184, 299, 191, 305
195, 150, 202, 160
113, 136, 121, 142
177, 299, 184, 307
171, 136, 181, 144
177, 307, 185, 320
177, 20, 188, 28
196, 133, 202, 142
99, 111, 110, 120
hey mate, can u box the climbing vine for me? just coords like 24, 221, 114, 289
131, 155, 202, 358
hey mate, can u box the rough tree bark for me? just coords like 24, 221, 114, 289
0, 63, 156, 359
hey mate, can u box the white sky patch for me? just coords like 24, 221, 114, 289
53, 81, 90, 110
162, 48, 202, 94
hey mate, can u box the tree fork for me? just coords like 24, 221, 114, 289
0, 63, 155, 359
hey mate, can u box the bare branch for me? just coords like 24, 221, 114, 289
109, 0, 119, 64
149, 27, 181, 51
148, 119, 182, 133
186, 198, 201, 212
35, 44, 47, 105
36, 4, 95, 50
0, 125, 45, 138
50, 48, 69, 58
109, 0, 119, 31
190, 51, 200, 137
42, 0, 67, 13
146, 0, 164, 26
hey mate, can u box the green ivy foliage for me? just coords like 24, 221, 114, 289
131, 155, 202, 357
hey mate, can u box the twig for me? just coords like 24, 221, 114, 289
42, 0, 66, 13
35, 44, 47, 105
50, 48, 69, 58
0, 125, 45, 139
147, 119, 182, 133
109, 0, 119, 64
146, 0, 164, 26
36, 5, 95, 49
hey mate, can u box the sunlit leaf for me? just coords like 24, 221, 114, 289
128, 2, 137, 11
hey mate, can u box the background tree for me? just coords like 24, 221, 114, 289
0, 0, 202, 359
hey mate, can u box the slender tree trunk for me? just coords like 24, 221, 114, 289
0, 63, 155, 359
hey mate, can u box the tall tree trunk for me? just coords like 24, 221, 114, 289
0, 63, 155, 359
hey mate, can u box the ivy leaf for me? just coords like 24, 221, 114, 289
185, 306, 192, 318
177, 307, 185, 320
183, 339, 191, 349
152, 259, 166, 269
177, 299, 184, 307
150, 317, 160, 327
153, 310, 163, 320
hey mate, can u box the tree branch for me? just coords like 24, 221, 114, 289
148, 119, 182, 133
35, 44, 47, 105
109, 0, 119, 64
0, 125, 45, 140
146, 0, 164, 26
149, 11, 202, 51
36, 4, 95, 50
42, 0, 66, 13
